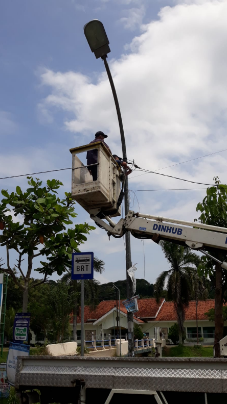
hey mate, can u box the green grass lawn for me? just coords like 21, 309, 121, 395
0, 351, 8, 363
163, 345, 213, 357
0, 347, 39, 364
1, 345, 214, 363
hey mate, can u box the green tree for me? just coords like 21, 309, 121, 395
5, 274, 23, 312
168, 323, 185, 345
28, 282, 53, 342
98, 279, 154, 301
134, 324, 144, 340
46, 281, 76, 342
5, 307, 15, 342
196, 177, 227, 357
205, 306, 227, 322
155, 241, 200, 344
0, 177, 94, 312
189, 271, 208, 345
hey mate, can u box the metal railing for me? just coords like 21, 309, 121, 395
134, 338, 156, 350
80, 333, 159, 352
79, 333, 120, 350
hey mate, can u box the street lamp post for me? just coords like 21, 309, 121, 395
112, 283, 121, 357
84, 20, 134, 356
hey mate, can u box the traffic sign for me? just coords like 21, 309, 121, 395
13, 313, 30, 343
71, 252, 94, 280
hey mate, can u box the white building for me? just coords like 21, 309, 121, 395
71, 298, 217, 344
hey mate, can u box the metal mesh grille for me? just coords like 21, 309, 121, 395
21, 365, 221, 378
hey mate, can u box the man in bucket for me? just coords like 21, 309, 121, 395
86, 131, 111, 181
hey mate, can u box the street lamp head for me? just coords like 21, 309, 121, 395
84, 20, 111, 59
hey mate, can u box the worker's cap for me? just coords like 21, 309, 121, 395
113, 154, 122, 160
95, 131, 108, 138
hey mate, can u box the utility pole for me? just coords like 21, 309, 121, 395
102, 56, 134, 355
84, 20, 134, 355
112, 283, 122, 357
81, 279, 84, 356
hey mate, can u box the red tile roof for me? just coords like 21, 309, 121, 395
156, 300, 216, 321
71, 298, 164, 324
136, 298, 165, 318
71, 299, 217, 325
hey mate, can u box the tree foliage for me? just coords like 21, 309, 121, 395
134, 324, 144, 340
0, 177, 95, 311
98, 279, 154, 301
195, 177, 227, 356
155, 241, 200, 343
196, 177, 227, 285
5, 307, 15, 342
168, 323, 186, 345
46, 281, 77, 342
205, 306, 227, 322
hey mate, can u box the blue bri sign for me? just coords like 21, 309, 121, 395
71, 252, 94, 280
13, 313, 30, 344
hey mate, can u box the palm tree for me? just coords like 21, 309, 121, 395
189, 270, 208, 344
61, 257, 105, 341
155, 241, 200, 344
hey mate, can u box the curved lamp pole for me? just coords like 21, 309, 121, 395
84, 20, 134, 356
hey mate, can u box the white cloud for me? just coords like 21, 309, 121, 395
120, 0, 141, 4
39, 0, 227, 175
119, 6, 146, 30
5, 210, 23, 224
174, 0, 218, 3
0, 111, 17, 135
37, 0, 227, 283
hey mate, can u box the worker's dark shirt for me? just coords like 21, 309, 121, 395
86, 138, 111, 166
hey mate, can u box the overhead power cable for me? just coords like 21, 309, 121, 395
156, 147, 227, 171
130, 147, 227, 179
137, 188, 207, 191
133, 167, 215, 186
0, 164, 216, 186
0, 167, 72, 181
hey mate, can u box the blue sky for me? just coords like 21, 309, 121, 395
1, 0, 227, 286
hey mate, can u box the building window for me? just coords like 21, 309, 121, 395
187, 327, 202, 338
203, 327, 215, 339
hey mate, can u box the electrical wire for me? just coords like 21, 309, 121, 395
157, 147, 227, 171
130, 147, 227, 179
0, 163, 99, 181
136, 188, 207, 191
0, 163, 217, 187
132, 167, 215, 186
0, 167, 72, 180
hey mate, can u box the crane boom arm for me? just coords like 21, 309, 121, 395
123, 211, 227, 251
91, 210, 227, 267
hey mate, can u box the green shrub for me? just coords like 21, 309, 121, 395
168, 323, 186, 345
134, 324, 144, 340
7, 387, 20, 404
76, 346, 89, 354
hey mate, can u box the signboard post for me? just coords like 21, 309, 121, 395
13, 313, 30, 344
0, 274, 8, 357
71, 252, 94, 280
0, 274, 3, 325
71, 252, 94, 356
